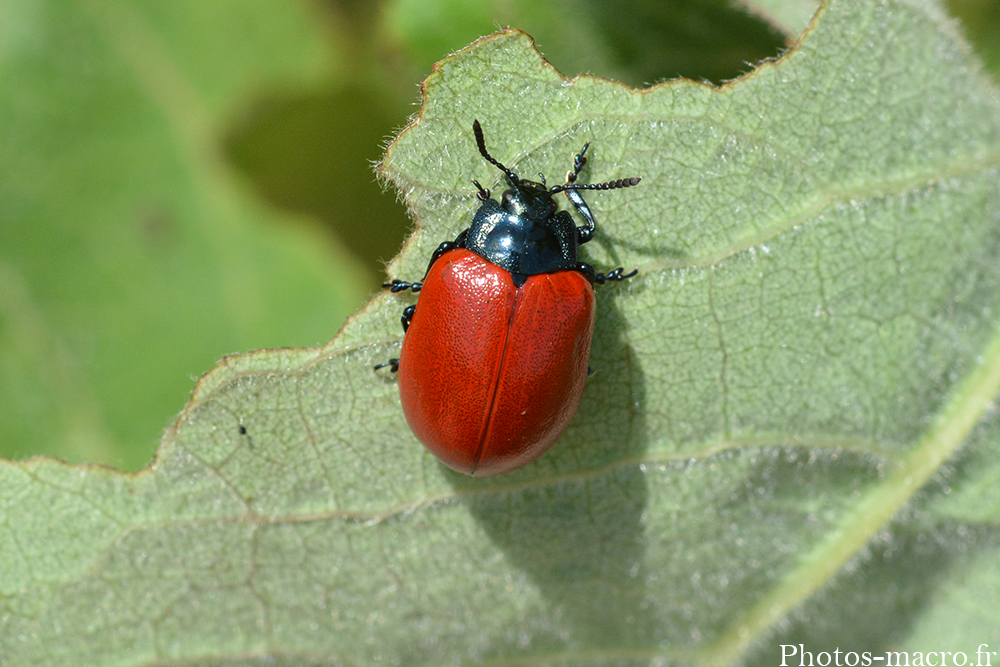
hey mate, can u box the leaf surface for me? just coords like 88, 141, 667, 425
4, 0, 1000, 664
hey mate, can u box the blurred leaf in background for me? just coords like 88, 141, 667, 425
379, 0, 791, 86
0, 1, 376, 470
950, 0, 1000, 76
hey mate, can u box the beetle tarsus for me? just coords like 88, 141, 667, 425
577, 263, 638, 285
374, 358, 400, 373
567, 143, 590, 183
384, 279, 422, 293
594, 266, 638, 284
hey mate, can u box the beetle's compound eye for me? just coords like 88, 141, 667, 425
540, 194, 558, 218
501, 188, 528, 215
524, 186, 557, 219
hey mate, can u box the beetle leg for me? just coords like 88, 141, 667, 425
372, 303, 415, 372
401, 305, 416, 332
386, 238, 465, 294
558, 140, 640, 245
566, 143, 590, 184
561, 143, 597, 244
383, 279, 422, 293
374, 358, 399, 373
565, 189, 597, 245
421, 235, 465, 277
430, 241, 457, 265
575, 262, 597, 283
594, 266, 638, 284
577, 262, 638, 285
565, 144, 594, 244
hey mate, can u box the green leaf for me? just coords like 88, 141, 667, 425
0, 0, 369, 470
5, 0, 1000, 665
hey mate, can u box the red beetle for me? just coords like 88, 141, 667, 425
377, 120, 640, 475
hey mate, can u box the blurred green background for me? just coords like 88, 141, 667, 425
1, 0, 997, 472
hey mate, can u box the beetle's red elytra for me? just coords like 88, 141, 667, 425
376, 121, 640, 476
398, 248, 595, 475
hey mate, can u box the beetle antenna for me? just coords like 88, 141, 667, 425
473, 119, 520, 185
551, 177, 641, 194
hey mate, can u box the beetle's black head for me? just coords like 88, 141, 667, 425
467, 119, 641, 279
473, 121, 559, 222
501, 180, 557, 220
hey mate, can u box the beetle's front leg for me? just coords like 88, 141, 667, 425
424, 233, 467, 275
565, 189, 597, 245
385, 234, 467, 294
